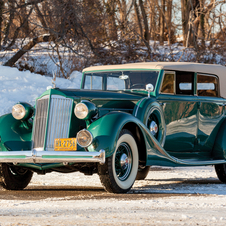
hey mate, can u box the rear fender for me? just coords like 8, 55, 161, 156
0, 114, 32, 151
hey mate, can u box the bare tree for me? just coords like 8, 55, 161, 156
159, 0, 165, 45
0, 0, 4, 49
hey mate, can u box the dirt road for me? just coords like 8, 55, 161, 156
0, 166, 226, 225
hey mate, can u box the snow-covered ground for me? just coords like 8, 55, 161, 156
0, 66, 82, 115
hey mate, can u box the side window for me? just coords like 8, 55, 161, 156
84, 75, 91, 89
176, 71, 194, 95
197, 74, 218, 97
84, 75, 103, 90
161, 73, 175, 94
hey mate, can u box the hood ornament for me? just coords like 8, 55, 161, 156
46, 71, 57, 90
52, 71, 56, 88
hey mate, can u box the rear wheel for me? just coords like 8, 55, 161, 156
215, 164, 226, 183
98, 129, 138, 193
0, 163, 33, 190
136, 166, 150, 180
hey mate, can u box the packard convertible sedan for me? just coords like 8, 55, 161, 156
1, 62, 226, 193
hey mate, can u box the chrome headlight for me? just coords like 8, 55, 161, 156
77, 129, 93, 147
74, 101, 97, 120
74, 102, 89, 119
12, 103, 33, 120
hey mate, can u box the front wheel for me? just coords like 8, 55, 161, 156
215, 164, 226, 183
98, 129, 139, 193
0, 163, 33, 190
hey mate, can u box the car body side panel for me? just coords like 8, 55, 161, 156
86, 111, 226, 167
197, 98, 225, 152
158, 94, 198, 152
212, 118, 226, 160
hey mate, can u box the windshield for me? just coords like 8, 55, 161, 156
82, 70, 159, 91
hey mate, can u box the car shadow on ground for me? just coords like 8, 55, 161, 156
0, 177, 225, 200
133, 177, 226, 195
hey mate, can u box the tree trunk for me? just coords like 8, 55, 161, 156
181, 0, 189, 46
159, 0, 165, 45
4, 35, 55, 67
149, 0, 157, 40
166, 0, 172, 45
20, 0, 30, 37
199, 0, 205, 48
3, 0, 15, 46
134, 1, 143, 38
107, 0, 117, 40
0, 0, 3, 49
117, 0, 127, 31
139, 0, 149, 41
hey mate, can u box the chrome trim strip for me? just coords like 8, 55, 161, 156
0, 150, 105, 164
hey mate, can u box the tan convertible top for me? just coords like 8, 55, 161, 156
83, 62, 226, 98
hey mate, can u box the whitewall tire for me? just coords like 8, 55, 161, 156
98, 129, 138, 193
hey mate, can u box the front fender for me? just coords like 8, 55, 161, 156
87, 111, 177, 165
0, 114, 32, 152
87, 112, 138, 157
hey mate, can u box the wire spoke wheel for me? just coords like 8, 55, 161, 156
115, 142, 132, 181
98, 129, 138, 193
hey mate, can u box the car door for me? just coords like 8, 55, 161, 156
158, 71, 198, 153
196, 73, 225, 153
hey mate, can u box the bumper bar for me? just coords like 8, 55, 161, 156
0, 150, 105, 164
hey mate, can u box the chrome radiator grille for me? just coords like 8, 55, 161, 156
32, 95, 73, 151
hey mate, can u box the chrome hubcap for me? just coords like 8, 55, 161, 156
120, 153, 129, 170
150, 121, 158, 136
115, 143, 132, 181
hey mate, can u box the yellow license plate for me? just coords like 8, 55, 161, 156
54, 138, 77, 151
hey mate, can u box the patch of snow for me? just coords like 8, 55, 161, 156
0, 66, 82, 115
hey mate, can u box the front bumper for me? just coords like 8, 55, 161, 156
0, 149, 105, 164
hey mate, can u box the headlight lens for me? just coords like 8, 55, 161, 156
12, 104, 26, 120
77, 129, 93, 147
74, 101, 97, 120
74, 103, 88, 119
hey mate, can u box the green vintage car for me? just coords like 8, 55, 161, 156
1, 62, 226, 193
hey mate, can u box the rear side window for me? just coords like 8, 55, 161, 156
197, 74, 218, 97
176, 71, 194, 95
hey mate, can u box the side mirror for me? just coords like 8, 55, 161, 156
146, 84, 154, 97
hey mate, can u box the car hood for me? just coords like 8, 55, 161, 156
58, 89, 154, 114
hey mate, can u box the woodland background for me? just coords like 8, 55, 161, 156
0, 0, 226, 78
